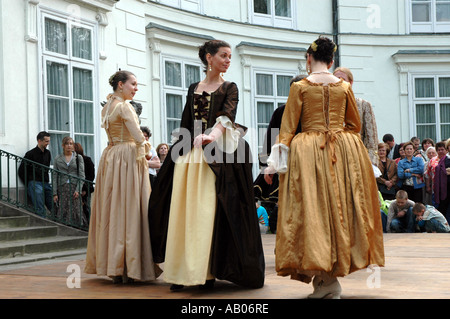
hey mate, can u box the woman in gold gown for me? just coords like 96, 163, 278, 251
85, 71, 161, 283
266, 37, 384, 298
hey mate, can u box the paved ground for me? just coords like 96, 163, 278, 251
0, 233, 449, 306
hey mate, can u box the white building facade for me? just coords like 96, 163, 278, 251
0, 0, 449, 181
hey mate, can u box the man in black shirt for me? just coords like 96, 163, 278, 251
18, 131, 52, 217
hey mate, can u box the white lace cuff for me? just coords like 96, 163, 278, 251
213, 115, 240, 154
267, 143, 289, 173
372, 164, 382, 178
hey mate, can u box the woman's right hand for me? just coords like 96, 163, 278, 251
53, 195, 58, 203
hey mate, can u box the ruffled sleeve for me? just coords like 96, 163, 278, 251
267, 143, 289, 173
212, 115, 241, 154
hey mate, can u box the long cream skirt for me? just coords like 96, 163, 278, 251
163, 147, 217, 286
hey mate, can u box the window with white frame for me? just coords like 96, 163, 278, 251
157, 0, 202, 13
41, 12, 96, 161
254, 71, 295, 154
412, 75, 450, 142
162, 57, 202, 143
251, 0, 295, 29
409, 0, 450, 33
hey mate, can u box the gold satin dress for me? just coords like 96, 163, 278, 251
85, 96, 160, 282
276, 79, 385, 283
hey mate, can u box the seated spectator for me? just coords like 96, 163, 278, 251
413, 202, 450, 233
376, 143, 398, 200
386, 190, 415, 233
397, 141, 425, 203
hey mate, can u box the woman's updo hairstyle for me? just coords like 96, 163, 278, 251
109, 70, 135, 91
198, 40, 231, 73
306, 36, 336, 65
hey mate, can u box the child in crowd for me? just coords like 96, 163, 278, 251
412, 203, 450, 233
256, 200, 269, 234
386, 190, 415, 233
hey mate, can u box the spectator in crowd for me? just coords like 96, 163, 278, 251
410, 136, 421, 157
413, 202, 450, 233
395, 143, 405, 164
256, 199, 269, 234
156, 143, 169, 173
397, 141, 425, 203
422, 146, 437, 205
425, 141, 447, 206
52, 136, 85, 226
141, 126, 160, 187
416, 138, 435, 162
434, 139, 450, 223
18, 131, 52, 217
386, 190, 415, 233
376, 142, 398, 200
74, 142, 95, 227
333, 67, 379, 165
255, 74, 305, 201
383, 134, 400, 160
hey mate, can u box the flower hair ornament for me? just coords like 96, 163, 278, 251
310, 41, 337, 52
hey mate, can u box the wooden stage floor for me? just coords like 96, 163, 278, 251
0, 233, 449, 300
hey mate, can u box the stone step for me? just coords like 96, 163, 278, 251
0, 236, 88, 259
0, 226, 58, 242
0, 216, 30, 228
0, 248, 86, 268
0, 205, 22, 217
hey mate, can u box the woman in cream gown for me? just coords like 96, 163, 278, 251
267, 37, 384, 298
85, 71, 161, 283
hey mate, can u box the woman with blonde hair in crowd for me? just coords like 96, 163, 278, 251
52, 136, 85, 227
155, 143, 169, 173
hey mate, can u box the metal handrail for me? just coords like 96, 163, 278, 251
0, 148, 94, 231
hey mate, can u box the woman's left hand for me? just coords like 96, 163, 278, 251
73, 191, 79, 199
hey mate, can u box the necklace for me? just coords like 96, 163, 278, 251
310, 71, 331, 75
